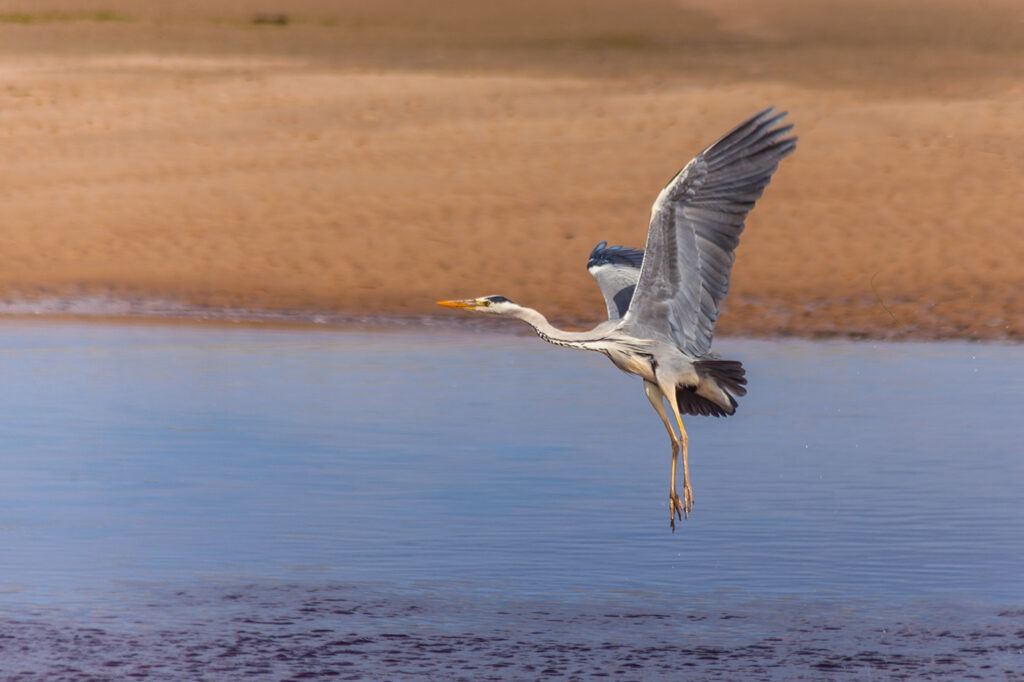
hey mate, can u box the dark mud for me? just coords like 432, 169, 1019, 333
3, 583, 1022, 681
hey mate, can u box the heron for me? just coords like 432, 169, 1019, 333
438, 107, 796, 530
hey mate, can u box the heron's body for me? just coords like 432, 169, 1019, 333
439, 108, 796, 530
508, 306, 741, 416
503, 309, 666, 383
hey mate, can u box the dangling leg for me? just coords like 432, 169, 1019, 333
662, 388, 693, 517
644, 381, 685, 530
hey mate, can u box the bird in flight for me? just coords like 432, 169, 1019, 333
438, 107, 796, 530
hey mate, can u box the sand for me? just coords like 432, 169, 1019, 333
0, 0, 1021, 340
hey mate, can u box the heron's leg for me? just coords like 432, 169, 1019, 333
668, 399, 693, 516
643, 380, 676, 442
661, 386, 693, 520
644, 381, 685, 530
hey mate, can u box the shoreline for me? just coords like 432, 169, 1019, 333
2, 1, 1021, 344
0, 295, 1018, 344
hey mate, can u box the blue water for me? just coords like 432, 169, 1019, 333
0, 321, 1021, 679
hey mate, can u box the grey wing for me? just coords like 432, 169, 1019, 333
586, 241, 644, 320
620, 107, 797, 356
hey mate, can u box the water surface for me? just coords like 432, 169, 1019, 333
0, 321, 1021, 679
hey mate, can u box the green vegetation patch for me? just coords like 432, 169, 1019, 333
0, 10, 129, 24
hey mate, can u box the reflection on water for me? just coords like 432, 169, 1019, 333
0, 321, 1021, 678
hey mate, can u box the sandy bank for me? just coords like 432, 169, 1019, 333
1, 0, 1021, 340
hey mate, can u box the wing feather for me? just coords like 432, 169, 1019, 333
620, 107, 797, 355
586, 241, 644, 320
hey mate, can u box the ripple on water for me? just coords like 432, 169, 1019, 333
2, 583, 1023, 681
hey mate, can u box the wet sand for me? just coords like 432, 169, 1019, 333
1, 0, 1022, 340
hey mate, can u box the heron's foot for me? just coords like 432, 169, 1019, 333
668, 485, 694, 532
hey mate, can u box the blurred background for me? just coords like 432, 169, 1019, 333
0, 0, 1021, 339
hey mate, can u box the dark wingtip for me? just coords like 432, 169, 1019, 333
707, 106, 797, 161
587, 241, 645, 269
588, 241, 609, 261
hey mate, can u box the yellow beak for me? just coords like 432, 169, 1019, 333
436, 299, 477, 309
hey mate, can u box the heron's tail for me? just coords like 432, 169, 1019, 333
677, 360, 748, 418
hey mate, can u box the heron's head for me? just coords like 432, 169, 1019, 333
436, 295, 518, 316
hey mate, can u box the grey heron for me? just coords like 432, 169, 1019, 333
438, 107, 796, 530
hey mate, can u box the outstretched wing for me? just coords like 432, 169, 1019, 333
619, 107, 796, 356
586, 241, 644, 320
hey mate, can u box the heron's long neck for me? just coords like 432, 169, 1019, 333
508, 305, 601, 350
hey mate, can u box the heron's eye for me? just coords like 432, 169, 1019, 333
482, 300, 492, 306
